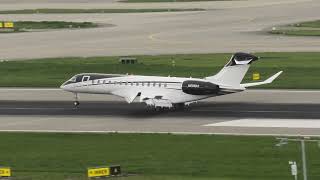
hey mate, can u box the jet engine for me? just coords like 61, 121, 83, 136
182, 80, 219, 95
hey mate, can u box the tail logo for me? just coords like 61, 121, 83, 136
227, 52, 258, 66
234, 58, 253, 65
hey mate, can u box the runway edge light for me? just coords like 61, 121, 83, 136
0, 167, 11, 177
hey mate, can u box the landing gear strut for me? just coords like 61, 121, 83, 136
73, 93, 80, 108
173, 103, 191, 111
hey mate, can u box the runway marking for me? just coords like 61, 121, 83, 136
204, 119, 320, 128
0, 107, 67, 110
193, 110, 316, 114
0, 129, 318, 137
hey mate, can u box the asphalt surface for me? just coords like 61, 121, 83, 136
0, 0, 320, 59
0, 89, 320, 136
0, 100, 319, 119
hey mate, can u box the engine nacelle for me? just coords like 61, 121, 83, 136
182, 80, 219, 95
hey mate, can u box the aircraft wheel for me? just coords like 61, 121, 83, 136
73, 101, 80, 107
174, 103, 185, 110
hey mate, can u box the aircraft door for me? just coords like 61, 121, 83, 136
82, 76, 90, 82
81, 76, 91, 91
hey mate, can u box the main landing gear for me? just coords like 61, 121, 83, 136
173, 103, 191, 111
146, 103, 192, 112
73, 93, 80, 108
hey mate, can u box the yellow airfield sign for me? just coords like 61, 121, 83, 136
0, 22, 14, 28
252, 72, 260, 80
88, 167, 110, 178
4, 22, 14, 28
0, 167, 11, 177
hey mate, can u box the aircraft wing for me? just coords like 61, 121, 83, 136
240, 71, 283, 88
112, 89, 140, 103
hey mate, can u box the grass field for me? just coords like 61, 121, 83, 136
0, 21, 98, 33
1, 52, 320, 89
270, 20, 320, 36
0, 8, 204, 14
0, 133, 319, 180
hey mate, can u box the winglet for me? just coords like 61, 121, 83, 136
240, 71, 283, 88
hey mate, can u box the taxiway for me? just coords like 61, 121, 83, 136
0, 0, 319, 59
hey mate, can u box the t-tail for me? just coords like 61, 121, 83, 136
205, 52, 282, 89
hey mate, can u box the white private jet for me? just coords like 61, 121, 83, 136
60, 52, 282, 109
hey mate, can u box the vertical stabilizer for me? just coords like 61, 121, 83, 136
205, 52, 258, 87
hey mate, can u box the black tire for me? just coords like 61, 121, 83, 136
73, 101, 80, 107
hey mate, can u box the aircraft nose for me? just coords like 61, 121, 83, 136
60, 82, 68, 90
60, 84, 66, 90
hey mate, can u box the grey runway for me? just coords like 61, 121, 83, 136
0, 101, 319, 119
0, 89, 320, 136
0, 100, 320, 136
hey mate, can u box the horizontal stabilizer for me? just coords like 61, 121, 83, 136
240, 71, 283, 88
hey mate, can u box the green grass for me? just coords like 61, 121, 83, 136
0, 132, 319, 180
0, 21, 98, 33
14, 21, 98, 29
293, 20, 320, 28
269, 20, 320, 36
0, 8, 205, 14
1, 52, 320, 89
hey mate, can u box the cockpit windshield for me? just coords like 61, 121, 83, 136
69, 76, 77, 83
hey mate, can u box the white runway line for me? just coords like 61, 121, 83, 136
0, 130, 319, 137
204, 119, 320, 128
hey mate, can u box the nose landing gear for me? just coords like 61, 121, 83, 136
74, 101, 80, 107
73, 93, 80, 108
